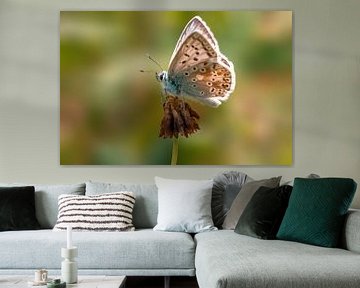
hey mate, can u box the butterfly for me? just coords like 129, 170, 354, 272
156, 16, 236, 108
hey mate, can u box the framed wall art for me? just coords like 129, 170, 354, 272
60, 11, 292, 165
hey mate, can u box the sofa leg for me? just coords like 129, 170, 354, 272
164, 276, 170, 288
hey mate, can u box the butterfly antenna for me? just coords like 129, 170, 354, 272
146, 53, 164, 71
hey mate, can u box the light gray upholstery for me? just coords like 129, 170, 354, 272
0, 183, 85, 228
0, 229, 195, 276
86, 181, 158, 229
195, 230, 360, 288
342, 209, 360, 253
0, 180, 359, 287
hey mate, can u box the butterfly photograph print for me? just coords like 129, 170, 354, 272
156, 16, 236, 108
60, 11, 292, 165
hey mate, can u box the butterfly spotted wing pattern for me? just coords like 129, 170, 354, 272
167, 16, 235, 107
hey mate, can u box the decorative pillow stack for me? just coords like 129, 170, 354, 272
53, 192, 136, 232
233, 176, 357, 248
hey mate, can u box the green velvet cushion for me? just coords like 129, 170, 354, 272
0, 186, 41, 231
277, 178, 357, 247
235, 185, 292, 239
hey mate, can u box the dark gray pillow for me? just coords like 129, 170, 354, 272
223, 176, 282, 230
212, 171, 251, 228
0, 186, 41, 231
235, 185, 292, 239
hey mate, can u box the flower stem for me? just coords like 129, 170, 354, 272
171, 137, 179, 165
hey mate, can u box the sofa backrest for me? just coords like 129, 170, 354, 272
341, 209, 360, 253
86, 181, 158, 229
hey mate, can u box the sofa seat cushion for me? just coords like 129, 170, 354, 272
195, 230, 360, 288
0, 229, 195, 271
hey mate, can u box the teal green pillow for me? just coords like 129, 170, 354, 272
276, 177, 357, 247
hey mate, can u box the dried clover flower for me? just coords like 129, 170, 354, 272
159, 96, 200, 139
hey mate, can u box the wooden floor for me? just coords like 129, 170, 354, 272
126, 276, 199, 288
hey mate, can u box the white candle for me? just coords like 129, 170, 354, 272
67, 225, 72, 249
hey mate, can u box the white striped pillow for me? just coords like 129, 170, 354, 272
53, 192, 136, 231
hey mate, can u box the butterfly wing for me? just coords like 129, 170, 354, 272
169, 16, 218, 66
167, 16, 236, 107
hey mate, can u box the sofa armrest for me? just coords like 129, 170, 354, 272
342, 209, 360, 253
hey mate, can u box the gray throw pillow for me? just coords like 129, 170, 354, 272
153, 177, 217, 233
212, 171, 252, 228
222, 176, 281, 230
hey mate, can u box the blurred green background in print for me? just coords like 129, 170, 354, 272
60, 11, 292, 165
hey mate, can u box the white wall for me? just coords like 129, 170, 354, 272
0, 0, 359, 208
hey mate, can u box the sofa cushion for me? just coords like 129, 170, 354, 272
0, 186, 40, 231
212, 171, 251, 228
53, 192, 136, 232
0, 183, 86, 229
222, 176, 281, 229
277, 178, 357, 247
195, 230, 360, 288
86, 182, 157, 229
234, 185, 292, 239
153, 177, 216, 233
0, 229, 195, 272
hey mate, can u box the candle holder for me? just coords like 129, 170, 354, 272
61, 247, 78, 284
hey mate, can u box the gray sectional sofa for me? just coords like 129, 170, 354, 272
0, 181, 360, 288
